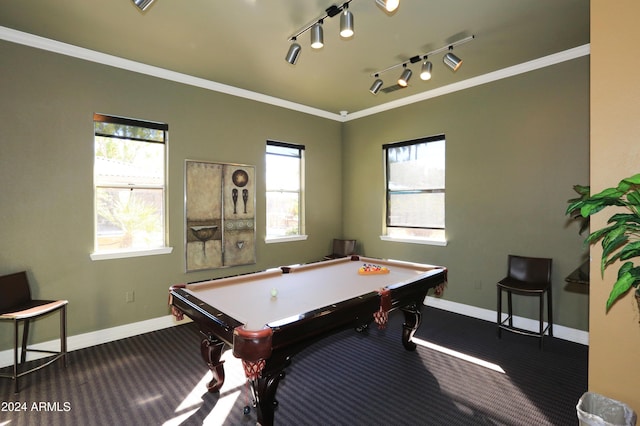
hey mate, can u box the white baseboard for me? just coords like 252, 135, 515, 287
0, 315, 191, 368
424, 296, 590, 346
0, 299, 588, 368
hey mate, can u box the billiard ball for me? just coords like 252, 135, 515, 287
270, 288, 278, 297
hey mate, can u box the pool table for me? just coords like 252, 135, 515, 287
169, 255, 447, 425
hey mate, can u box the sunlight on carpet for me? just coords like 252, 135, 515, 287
413, 337, 506, 373
164, 350, 247, 426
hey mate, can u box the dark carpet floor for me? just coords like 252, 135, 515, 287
0, 307, 588, 425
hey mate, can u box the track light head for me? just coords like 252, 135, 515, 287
376, 0, 400, 13
311, 21, 324, 49
398, 67, 412, 87
285, 41, 301, 65
420, 60, 432, 80
443, 48, 463, 71
340, 6, 354, 38
369, 78, 383, 95
398, 69, 411, 87
132, 0, 155, 11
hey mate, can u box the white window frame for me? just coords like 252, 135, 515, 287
265, 140, 307, 243
381, 135, 447, 246
90, 113, 172, 260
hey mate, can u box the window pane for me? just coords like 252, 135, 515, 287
266, 154, 300, 191
95, 136, 164, 186
388, 192, 444, 228
95, 121, 165, 143
266, 191, 299, 236
385, 136, 446, 240
266, 144, 300, 157
388, 140, 445, 191
96, 187, 164, 250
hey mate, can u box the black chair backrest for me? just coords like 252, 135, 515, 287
508, 255, 552, 284
0, 271, 32, 313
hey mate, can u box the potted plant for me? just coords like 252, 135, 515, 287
566, 173, 640, 312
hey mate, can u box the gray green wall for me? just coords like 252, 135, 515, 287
0, 39, 590, 352
0, 40, 342, 348
342, 56, 590, 330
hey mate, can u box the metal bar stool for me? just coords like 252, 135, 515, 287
497, 255, 552, 349
0, 271, 68, 393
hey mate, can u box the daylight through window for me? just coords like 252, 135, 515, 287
266, 141, 305, 239
384, 135, 446, 242
93, 114, 168, 253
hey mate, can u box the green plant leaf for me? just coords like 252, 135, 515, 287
606, 270, 637, 311
566, 200, 583, 216
567, 173, 640, 312
627, 190, 640, 206
621, 173, 640, 186
601, 234, 628, 270
591, 187, 624, 199
573, 184, 591, 195
580, 202, 607, 217
608, 212, 640, 225
616, 180, 631, 193
618, 241, 640, 261
586, 223, 619, 244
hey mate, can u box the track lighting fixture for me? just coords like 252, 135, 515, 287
443, 47, 463, 71
285, 40, 301, 65
398, 66, 412, 87
368, 35, 474, 94
311, 21, 324, 49
369, 77, 383, 95
376, 0, 400, 12
340, 4, 354, 38
420, 59, 432, 80
286, 1, 398, 64
132, 0, 155, 11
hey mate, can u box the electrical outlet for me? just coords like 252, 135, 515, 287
126, 291, 135, 303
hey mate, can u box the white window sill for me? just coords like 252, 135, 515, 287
90, 247, 173, 261
265, 235, 308, 244
379, 236, 448, 246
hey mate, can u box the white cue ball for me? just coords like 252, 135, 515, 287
270, 288, 278, 297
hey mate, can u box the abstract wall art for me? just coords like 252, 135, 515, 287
185, 160, 255, 271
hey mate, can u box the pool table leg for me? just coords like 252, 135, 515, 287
250, 357, 289, 426
401, 303, 422, 351
200, 338, 226, 392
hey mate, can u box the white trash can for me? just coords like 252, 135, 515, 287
577, 392, 637, 426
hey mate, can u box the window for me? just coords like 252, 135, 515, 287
92, 113, 169, 257
266, 141, 305, 240
383, 135, 446, 244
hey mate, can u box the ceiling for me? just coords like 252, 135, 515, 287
0, 0, 590, 118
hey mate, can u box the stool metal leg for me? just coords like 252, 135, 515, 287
13, 320, 19, 394
547, 288, 553, 337
497, 287, 502, 339
20, 320, 30, 365
539, 293, 544, 349
61, 305, 67, 368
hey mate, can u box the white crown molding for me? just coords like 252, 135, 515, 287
347, 44, 591, 121
0, 25, 589, 122
0, 26, 342, 121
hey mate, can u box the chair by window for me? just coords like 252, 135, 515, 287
0, 271, 68, 393
324, 239, 357, 260
497, 255, 553, 349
